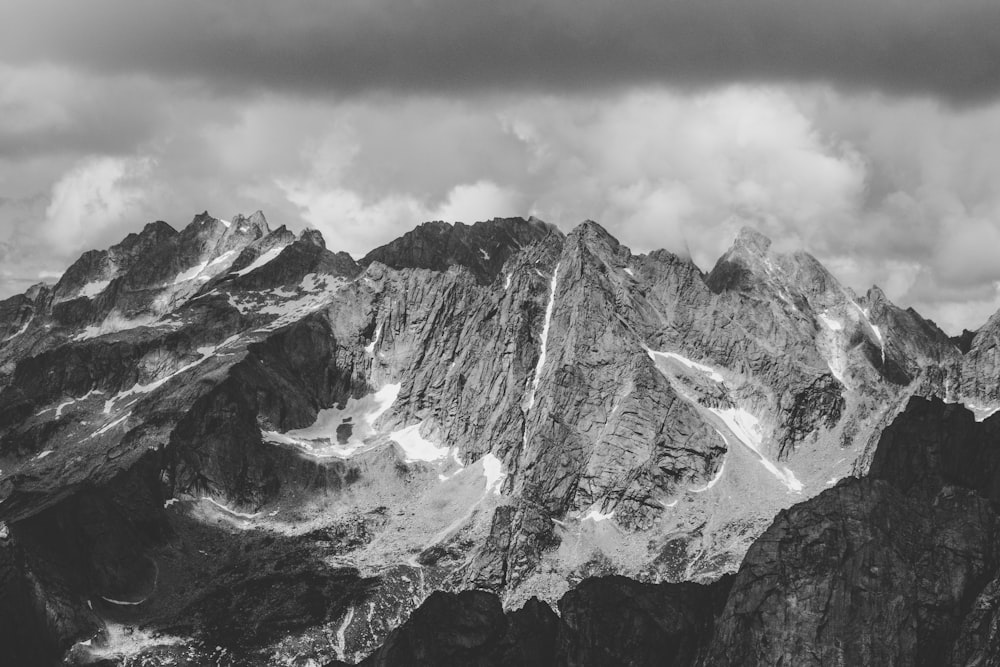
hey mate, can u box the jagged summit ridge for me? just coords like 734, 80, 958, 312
0, 213, 998, 664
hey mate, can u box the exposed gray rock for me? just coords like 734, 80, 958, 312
0, 214, 997, 665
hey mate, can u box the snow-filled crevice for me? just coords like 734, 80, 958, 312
263, 383, 401, 457
389, 423, 450, 462
582, 506, 615, 522
103, 346, 217, 414
2, 318, 31, 342
524, 263, 560, 413
233, 247, 283, 277
709, 412, 803, 493
645, 348, 724, 383
365, 323, 383, 356
688, 460, 725, 493
851, 301, 886, 364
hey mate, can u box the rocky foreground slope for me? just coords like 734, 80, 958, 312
0, 212, 995, 664
358, 397, 1000, 666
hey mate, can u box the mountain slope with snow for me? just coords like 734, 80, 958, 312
0, 214, 991, 665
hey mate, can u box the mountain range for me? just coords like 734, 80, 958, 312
0, 212, 997, 665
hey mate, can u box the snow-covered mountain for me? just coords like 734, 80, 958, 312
0, 212, 994, 665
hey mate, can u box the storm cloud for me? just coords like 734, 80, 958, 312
2, 0, 1000, 103
2, 0, 1000, 333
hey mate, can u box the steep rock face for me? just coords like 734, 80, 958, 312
555, 575, 731, 666
0, 214, 994, 665
868, 397, 1000, 502
360, 217, 557, 284
357, 398, 1000, 666
706, 397, 1000, 666
961, 309, 1000, 406
951, 573, 1000, 666
358, 590, 560, 667
706, 477, 1000, 666
358, 574, 729, 667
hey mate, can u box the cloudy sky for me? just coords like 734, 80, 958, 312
2, 0, 1000, 332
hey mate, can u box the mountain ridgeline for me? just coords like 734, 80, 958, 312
0, 212, 996, 665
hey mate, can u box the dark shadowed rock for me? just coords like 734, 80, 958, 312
360, 217, 561, 284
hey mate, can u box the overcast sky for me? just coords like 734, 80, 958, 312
2, 0, 1000, 332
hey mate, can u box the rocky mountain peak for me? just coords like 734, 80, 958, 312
732, 225, 773, 254
298, 228, 327, 248
6, 212, 1000, 665
704, 227, 777, 293
864, 284, 889, 307
360, 216, 561, 284
247, 209, 268, 228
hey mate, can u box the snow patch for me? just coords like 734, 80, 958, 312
852, 301, 886, 363
646, 348, 724, 383
100, 595, 147, 607
206, 249, 238, 269
479, 248, 490, 260
202, 496, 259, 520
709, 412, 802, 493
75, 623, 184, 661
365, 323, 383, 355
234, 247, 283, 276
104, 346, 216, 414
389, 423, 450, 462
88, 412, 131, 439
963, 402, 1000, 422
504, 273, 512, 290
624, 268, 635, 277
73, 312, 163, 341
524, 263, 559, 412
299, 273, 327, 292
688, 460, 725, 493
582, 507, 615, 522
817, 311, 843, 331
2, 319, 31, 342
263, 383, 401, 457
55, 388, 104, 418
35, 450, 53, 460
333, 607, 355, 661
481, 453, 505, 493
79, 279, 111, 298
172, 260, 209, 285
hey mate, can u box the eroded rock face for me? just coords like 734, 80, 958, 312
0, 214, 995, 665
359, 217, 557, 285
706, 478, 999, 666
357, 397, 1000, 667
358, 574, 729, 667
705, 397, 1000, 667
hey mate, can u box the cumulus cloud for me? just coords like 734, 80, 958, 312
2, 60, 1000, 333
42, 156, 154, 253
499, 88, 867, 266
277, 126, 524, 256
2, 0, 999, 103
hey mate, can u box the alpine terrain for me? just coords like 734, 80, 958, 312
0, 212, 997, 665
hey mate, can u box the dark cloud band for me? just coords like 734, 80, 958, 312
3, 0, 1000, 102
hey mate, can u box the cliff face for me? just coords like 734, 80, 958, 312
0, 214, 993, 665
358, 398, 1000, 667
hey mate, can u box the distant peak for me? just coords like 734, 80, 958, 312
247, 210, 269, 229
866, 284, 889, 304
569, 220, 618, 244
360, 216, 558, 284
141, 220, 176, 235
732, 226, 773, 254
298, 228, 326, 249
